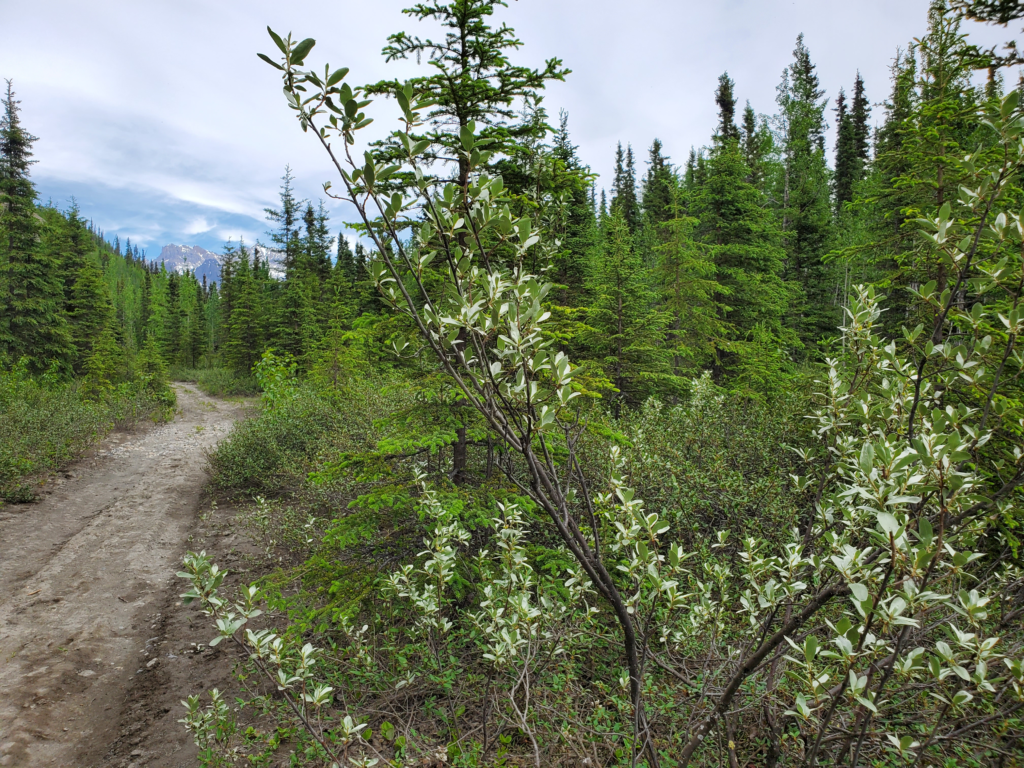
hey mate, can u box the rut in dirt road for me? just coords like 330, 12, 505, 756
0, 384, 246, 768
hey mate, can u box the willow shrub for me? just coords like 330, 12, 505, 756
0, 361, 173, 503
177, 45, 1024, 768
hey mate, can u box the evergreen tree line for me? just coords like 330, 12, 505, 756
0, 79, 217, 391
5, 2, 1013, 413
212, 167, 377, 378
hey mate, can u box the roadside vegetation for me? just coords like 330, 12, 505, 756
5, 0, 1024, 764
174, 2, 1024, 766
0, 346, 175, 504
168, 365, 260, 397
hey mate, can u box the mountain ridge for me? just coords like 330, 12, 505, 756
149, 243, 285, 284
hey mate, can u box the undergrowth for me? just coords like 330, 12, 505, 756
169, 366, 260, 397
199, 371, 811, 766
0, 363, 175, 503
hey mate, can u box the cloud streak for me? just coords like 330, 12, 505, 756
3, 0, 1018, 252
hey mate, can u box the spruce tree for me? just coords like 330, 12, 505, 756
265, 166, 303, 272
715, 72, 740, 141
654, 212, 728, 375
0, 80, 72, 373
364, 0, 569, 192
268, 172, 315, 363
834, 74, 872, 213
336, 232, 357, 284
56, 203, 113, 370
610, 142, 641, 233
81, 325, 121, 398
776, 34, 838, 350
740, 102, 773, 191
204, 281, 220, 357
68, 254, 114, 370
162, 270, 183, 364
186, 279, 207, 367
833, 88, 859, 209
865, 5, 983, 336
851, 72, 871, 165
549, 111, 596, 301
303, 199, 333, 284
140, 268, 152, 339
223, 245, 262, 374
586, 209, 669, 413
693, 121, 789, 374
641, 139, 675, 227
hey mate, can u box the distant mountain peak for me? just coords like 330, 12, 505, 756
148, 243, 287, 284
150, 244, 222, 284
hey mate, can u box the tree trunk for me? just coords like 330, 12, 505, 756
452, 424, 469, 484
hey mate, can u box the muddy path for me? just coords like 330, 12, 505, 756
0, 384, 249, 767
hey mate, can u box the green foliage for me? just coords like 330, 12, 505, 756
0, 358, 173, 503
0, 82, 73, 374
363, 0, 569, 187
208, 13, 1024, 767
776, 34, 840, 349
209, 376, 401, 495
81, 326, 124, 399
653, 213, 728, 372
585, 209, 674, 410
692, 125, 791, 372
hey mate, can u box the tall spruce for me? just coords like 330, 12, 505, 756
740, 101, 773, 191
715, 72, 740, 141
0, 81, 72, 372
833, 88, 858, 209
867, 4, 983, 336
549, 111, 595, 301
363, 0, 569, 484
223, 244, 262, 373
641, 139, 675, 228
59, 202, 113, 370
776, 34, 838, 350
268, 170, 315, 363
834, 74, 872, 212
304, 199, 333, 284
654, 211, 728, 375
694, 86, 789, 375
610, 142, 641, 233
265, 166, 303, 272
586, 209, 669, 413
365, 0, 569, 192
851, 72, 871, 165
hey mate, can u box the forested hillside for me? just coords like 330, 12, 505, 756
0, 81, 181, 500
6, 0, 1024, 765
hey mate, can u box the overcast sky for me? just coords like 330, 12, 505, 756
1, 1, 1017, 255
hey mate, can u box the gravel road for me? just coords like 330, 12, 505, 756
0, 384, 246, 767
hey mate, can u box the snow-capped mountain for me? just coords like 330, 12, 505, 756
150, 244, 286, 284
152, 244, 222, 283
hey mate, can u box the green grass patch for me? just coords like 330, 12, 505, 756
169, 366, 260, 397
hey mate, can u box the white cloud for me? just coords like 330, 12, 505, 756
183, 216, 213, 236
4, 0, 1020, 246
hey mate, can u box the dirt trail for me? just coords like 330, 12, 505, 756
0, 384, 247, 767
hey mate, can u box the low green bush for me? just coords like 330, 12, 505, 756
169, 366, 260, 397
0, 364, 173, 503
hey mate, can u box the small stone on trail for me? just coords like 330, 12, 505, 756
146, 658, 158, 668
78, 670, 96, 677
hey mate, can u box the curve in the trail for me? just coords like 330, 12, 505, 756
0, 384, 246, 768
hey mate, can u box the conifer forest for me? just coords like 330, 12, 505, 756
4, 1, 1024, 766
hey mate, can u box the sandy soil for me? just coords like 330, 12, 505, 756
0, 384, 250, 768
